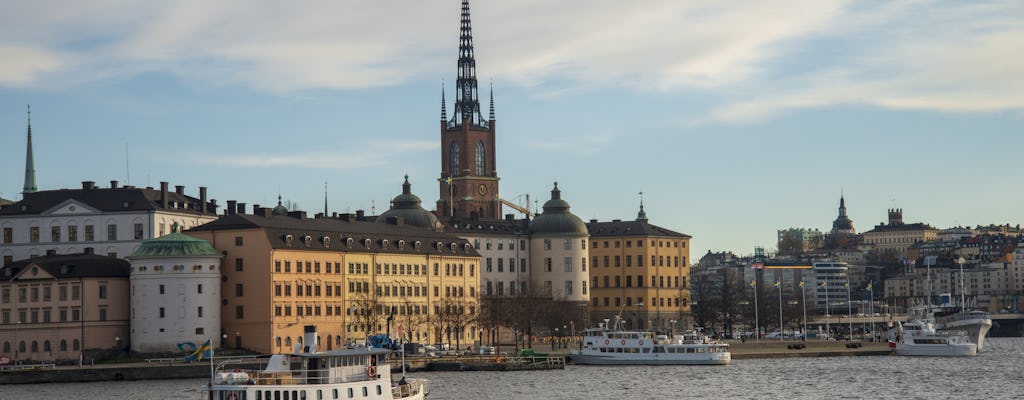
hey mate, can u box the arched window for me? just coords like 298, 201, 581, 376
19, 341, 26, 352
60, 340, 67, 351
31, 341, 38, 352
73, 339, 80, 351
2, 342, 9, 353
44, 340, 51, 352
475, 141, 486, 175
449, 143, 460, 176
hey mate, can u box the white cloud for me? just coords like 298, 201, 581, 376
1, 0, 1021, 118
191, 139, 436, 170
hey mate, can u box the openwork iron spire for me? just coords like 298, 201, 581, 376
449, 0, 487, 129
23, 105, 37, 194
441, 80, 448, 121
489, 79, 495, 120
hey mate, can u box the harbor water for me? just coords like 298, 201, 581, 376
4, 338, 1022, 400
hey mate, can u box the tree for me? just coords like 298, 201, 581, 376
777, 234, 805, 257
436, 297, 477, 351
349, 290, 381, 341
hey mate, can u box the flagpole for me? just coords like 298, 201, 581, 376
209, 337, 214, 386
777, 281, 783, 341
846, 281, 852, 341
801, 280, 807, 341
753, 279, 759, 342
824, 281, 830, 341
869, 284, 874, 340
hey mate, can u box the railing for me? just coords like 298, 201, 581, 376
0, 363, 56, 371
145, 354, 264, 365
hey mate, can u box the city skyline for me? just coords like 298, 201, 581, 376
1, 1, 1022, 257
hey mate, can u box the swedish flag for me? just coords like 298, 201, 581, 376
193, 339, 213, 361
866, 282, 872, 290
774, 280, 780, 288
799, 280, 804, 287
749, 279, 756, 288
444, 177, 452, 185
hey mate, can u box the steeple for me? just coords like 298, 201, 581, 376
489, 79, 495, 120
23, 105, 37, 194
450, 0, 487, 128
440, 80, 447, 121
636, 191, 648, 222
838, 192, 847, 218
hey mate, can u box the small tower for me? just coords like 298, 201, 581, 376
636, 191, 649, 223
23, 105, 37, 194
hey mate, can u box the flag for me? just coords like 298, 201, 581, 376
774, 280, 780, 288
180, 339, 212, 363
866, 283, 872, 290
444, 177, 452, 185
749, 279, 756, 288
820, 281, 826, 287
844, 282, 849, 288
195, 339, 213, 361
799, 280, 804, 287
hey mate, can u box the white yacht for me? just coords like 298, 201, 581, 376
888, 320, 976, 357
570, 324, 730, 365
204, 328, 428, 400
908, 301, 992, 351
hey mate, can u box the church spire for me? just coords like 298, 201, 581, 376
489, 79, 495, 120
838, 191, 847, 218
440, 80, 448, 121
23, 105, 37, 194
451, 0, 486, 128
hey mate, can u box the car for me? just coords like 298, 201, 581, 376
479, 346, 496, 355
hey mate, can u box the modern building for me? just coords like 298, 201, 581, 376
185, 206, 481, 354
586, 203, 691, 332
128, 232, 222, 353
812, 262, 850, 313
0, 181, 218, 266
0, 252, 129, 363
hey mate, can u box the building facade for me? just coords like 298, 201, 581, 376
185, 207, 481, 354
0, 252, 129, 363
587, 205, 692, 332
861, 209, 938, 257
0, 181, 218, 266
128, 232, 222, 353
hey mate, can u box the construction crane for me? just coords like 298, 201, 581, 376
498, 194, 533, 218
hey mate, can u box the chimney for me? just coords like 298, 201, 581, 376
226, 200, 237, 215
175, 185, 185, 196
356, 210, 365, 220
110, 180, 118, 189
237, 203, 247, 215
199, 187, 208, 214
160, 182, 169, 209
82, 181, 96, 190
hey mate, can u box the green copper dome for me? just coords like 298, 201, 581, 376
129, 232, 220, 258
377, 176, 444, 231
529, 182, 588, 236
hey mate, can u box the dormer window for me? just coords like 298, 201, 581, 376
464, 243, 472, 252
450, 243, 457, 253
414, 241, 422, 250
322, 237, 331, 248
398, 240, 406, 250
346, 238, 354, 248
381, 239, 390, 250
303, 236, 312, 247
284, 235, 294, 247
436, 242, 443, 252
364, 239, 372, 249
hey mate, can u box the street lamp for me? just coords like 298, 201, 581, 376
636, 300, 644, 330
957, 256, 967, 310
14, 320, 21, 366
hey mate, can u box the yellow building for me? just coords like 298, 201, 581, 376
186, 205, 481, 354
585, 206, 692, 332
861, 209, 938, 257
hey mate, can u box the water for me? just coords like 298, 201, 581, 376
3, 338, 1023, 400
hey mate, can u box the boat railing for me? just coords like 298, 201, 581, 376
214, 360, 386, 386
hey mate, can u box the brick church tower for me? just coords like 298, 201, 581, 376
437, 0, 501, 220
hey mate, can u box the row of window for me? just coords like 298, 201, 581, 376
485, 258, 527, 273
593, 296, 688, 308
592, 239, 687, 249
1, 285, 86, 304
474, 238, 526, 251
541, 239, 587, 251
2, 339, 80, 354
2, 224, 144, 244
484, 280, 528, 296
595, 255, 686, 268
593, 275, 686, 289
541, 257, 588, 273
272, 261, 477, 278
2, 307, 83, 324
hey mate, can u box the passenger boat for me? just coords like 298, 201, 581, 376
203, 327, 428, 400
908, 301, 992, 351
570, 323, 731, 365
888, 320, 976, 357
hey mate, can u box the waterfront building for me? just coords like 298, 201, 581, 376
527, 183, 590, 328
586, 203, 691, 332
449, 217, 531, 298
0, 252, 129, 363
860, 209, 938, 258
185, 206, 481, 354
813, 262, 850, 312
127, 232, 222, 353
0, 181, 218, 266
885, 256, 1022, 313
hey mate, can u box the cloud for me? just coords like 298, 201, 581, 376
191, 139, 436, 170
1, 0, 1021, 119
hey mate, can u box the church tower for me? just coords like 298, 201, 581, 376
831, 193, 855, 236
23, 105, 37, 194
437, 0, 500, 220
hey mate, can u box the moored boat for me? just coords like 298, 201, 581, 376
570, 324, 730, 365
888, 320, 976, 357
203, 327, 428, 400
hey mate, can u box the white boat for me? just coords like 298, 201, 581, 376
570, 325, 731, 365
908, 303, 992, 351
888, 320, 976, 357
204, 328, 428, 400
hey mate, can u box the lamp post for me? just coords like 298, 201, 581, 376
636, 300, 644, 330
786, 300, 799, 340
669, 319, 677, 337
800, 280, 807, 341
14, 320, 20, 366
553, 327, 559, 351
777, 280, 783, 341
957, 256, 967, 310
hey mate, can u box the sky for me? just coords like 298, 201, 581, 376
1, 0, 1022, 258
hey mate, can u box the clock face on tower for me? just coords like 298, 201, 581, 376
477, 184, 488, 196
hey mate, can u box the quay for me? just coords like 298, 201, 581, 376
0, 341, 890, 384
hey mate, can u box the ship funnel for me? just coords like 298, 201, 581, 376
304, 325, 318, 353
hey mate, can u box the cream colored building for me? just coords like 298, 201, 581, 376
0, 252, 129, 363
186, 206, 481, 354
861, 209, 938, 257
586, 205, 692, 332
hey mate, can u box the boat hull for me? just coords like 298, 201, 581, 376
571, 353, 731, 365
937, 318, 992, 351
893, 343, 977, 357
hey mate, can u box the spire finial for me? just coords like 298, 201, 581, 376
277, 194, 283, 206
489, 78, 495, 120
23, 104, 37, 194
402, 175, 412, 194
441, 80, 447, 121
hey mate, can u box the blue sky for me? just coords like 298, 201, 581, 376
1, 0, 1022, 258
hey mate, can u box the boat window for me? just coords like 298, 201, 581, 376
333, 389, 338, 400
316, 390, 322, 400
376, 385, 382, 395
347, 388, 353, 398
256, 392, 262, 400
299, 391, 306, 400
362, 387, 368, 397
283, 391, 289, 400
275, 391, 281, 400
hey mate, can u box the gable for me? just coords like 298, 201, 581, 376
13, 263, 57, 281
41, 199, 101, 216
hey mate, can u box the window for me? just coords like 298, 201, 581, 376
134, 223, 144, 240
564, 257, 572, 272
544, 258, 552, 272
235, 258, 244, 271
2, 227, 11, 244
581, 239, 586, 250
99, 308, 107, 321
159, 284, 165, 294
51, 226, 61, 242
159, 307, 166, 318
198, 284, 203, 294
497, 258, 503, 272
30, 226, 39, 243
68, 225, 77, 241
564, 239, 571, 250
99, 285, 107, 299
543, 239, 551, 250
72, 286, 80, 300
449, 143, 460, 176
475, 141, 486, 175
235, 236, 244, 246
236, 284, 244, 297
198, 306, 204, 318
236, 305, 245, 319
107, 224, 117, 240
582, 281, 587, 295
85, 225, 94, 241
564, 280, 573, 295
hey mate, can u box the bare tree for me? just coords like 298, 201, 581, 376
349, 289, 381, 341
